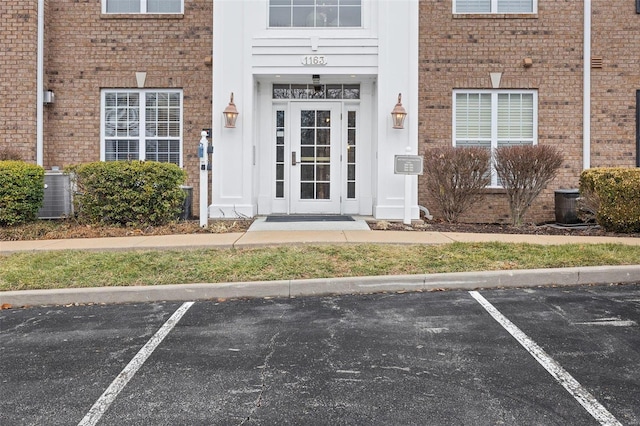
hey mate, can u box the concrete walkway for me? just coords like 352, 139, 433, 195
1, 227, 639, 307
3, 229, 640, 254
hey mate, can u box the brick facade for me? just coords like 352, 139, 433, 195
2, 1, 639, 223
418, 1, 585, 223
0, 1, 212, 213
42, 0, 213, 213
591, 0, 640, 168
1, 1, 40, 162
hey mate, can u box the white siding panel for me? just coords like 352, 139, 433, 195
252, 37, 378, 73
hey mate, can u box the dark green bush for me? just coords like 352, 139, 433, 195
70, 161, 186, 226
0, 161, 45, 226
580, 167, 640, 233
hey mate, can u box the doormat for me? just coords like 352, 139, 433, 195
266, 215, 355, 222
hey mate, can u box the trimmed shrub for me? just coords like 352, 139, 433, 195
579, 167, 640, 233
70, 161, 187, 226
494, 145, 563, 226
423, 146, 491, 222
0, 161, 45, 226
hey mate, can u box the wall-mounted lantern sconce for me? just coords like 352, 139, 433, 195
391, 93, 407, 129
223, 92, 239, 128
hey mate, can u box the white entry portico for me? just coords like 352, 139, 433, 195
211, 0, 419, 221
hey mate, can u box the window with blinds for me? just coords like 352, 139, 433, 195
455, 93, 492, 149
497, 93, 534, 148
104, 0, 183, 14
102, 90, 183, 166
454, 90, 537, 186
454, 0, 534, 14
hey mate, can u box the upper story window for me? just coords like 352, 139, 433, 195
269, 0, 362, 28
455, 0, 535, 14
104, 0, 183, 14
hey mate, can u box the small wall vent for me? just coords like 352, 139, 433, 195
591, 57, 603, 69
38, 172, 73, 219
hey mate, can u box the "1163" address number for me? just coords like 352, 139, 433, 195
301, 55, 327, 66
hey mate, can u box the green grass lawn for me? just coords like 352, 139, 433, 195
2, 242, 639, 291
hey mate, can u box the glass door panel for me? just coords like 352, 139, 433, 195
290, 103, 341, 213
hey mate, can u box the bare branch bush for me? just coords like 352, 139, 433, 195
494, 145, 563, 226
423, 146, 491, 222
0, 148, 23, 161
576, 190, 599, 223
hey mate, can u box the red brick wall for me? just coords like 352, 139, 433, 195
418, 0, 585, 224
6, 1, 639, 223
0, 1, 39, 162
590, 0, 640, 168
44, 0, 212, 214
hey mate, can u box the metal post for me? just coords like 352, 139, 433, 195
403, 146, 412, 225
199, 131, 209, 228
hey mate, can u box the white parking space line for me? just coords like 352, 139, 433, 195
78, 302, 194, 426
469, 291, 622, 426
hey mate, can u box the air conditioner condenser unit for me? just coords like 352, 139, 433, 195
37, 171, 73, 219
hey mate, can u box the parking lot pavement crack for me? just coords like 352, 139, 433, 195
239, 332, 280, 426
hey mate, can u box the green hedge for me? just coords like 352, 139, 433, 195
0, 161, 45, 226
580, 167, 640, 233
70, 161, 187, 226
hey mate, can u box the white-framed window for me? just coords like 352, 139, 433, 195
454, 0, 535, 14
269, 0, 362, 28
453, 90, 537, 186
101, 90, 183, 166
103, 0, 183, 14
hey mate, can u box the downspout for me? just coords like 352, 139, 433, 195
583, 0, 591, 170
36, 0, 44, 166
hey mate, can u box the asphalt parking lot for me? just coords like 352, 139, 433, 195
1, 284, 639, 425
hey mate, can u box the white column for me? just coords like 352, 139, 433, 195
374, 0, 419, 220
210, 0, 256, 218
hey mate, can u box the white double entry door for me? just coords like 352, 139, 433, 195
273, 101, 359, 215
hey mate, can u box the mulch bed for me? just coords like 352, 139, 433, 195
368, 220, 640, 238
2, 218, 638, 241
0, 219, 254, 241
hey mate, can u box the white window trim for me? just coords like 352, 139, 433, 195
100, 89, 184, 167
452, 89, 538, 187
102, 0, 184, 14
453, 0, 538, 14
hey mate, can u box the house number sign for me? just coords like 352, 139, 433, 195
301, 55, 327, 66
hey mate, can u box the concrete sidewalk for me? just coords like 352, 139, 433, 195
3, 229, 640, 253
1, 228, 639, 307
